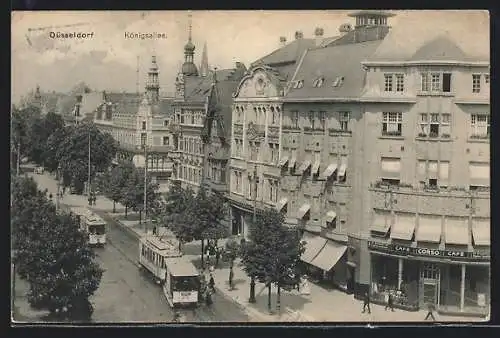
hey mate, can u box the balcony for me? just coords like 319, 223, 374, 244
205, 180, 228, 193
150, 145, 175, 153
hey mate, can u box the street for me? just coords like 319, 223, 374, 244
25, 171, 250, 323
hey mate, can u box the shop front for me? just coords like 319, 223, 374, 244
300, 232, 350, 292
368, 241, 490, 316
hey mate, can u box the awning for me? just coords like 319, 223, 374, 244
312, 161, 320, 175
297, 204, 311, 219
472, 218, 490, 246
338, 164, 347, 177
300, 233, 327, 264
276, 197, 288, 212
370, 212, 391, 234
278, 156, 289, 167
390, 214, 416, 241
321, 163, 338, 179
297, 160, 311, 174
325, 211, 337, 223
445, 217, 469, 245
309, 240, 347, 271
416, 216, 442, 243
288, 157, 297, 169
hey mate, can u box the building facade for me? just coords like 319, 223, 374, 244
228, 10, 490, 316
93, 56, 174, 186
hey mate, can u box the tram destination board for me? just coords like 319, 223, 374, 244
368, 241, 489, 261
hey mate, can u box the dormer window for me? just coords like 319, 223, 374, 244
332, 76, 345, 88
313, 77, 325, 88
297, 80, 304, 89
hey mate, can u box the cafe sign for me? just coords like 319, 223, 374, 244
368, 241, 489, 261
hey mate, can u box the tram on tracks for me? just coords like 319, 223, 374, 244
138, 234, 200, 307
69, 207, 107, 246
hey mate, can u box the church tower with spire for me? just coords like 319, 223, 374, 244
181, 12, 199, 77
145, 55, 160, 104
200, 42, 209, 77
34, 85, 42, 109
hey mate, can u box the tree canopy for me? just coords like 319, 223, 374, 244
241, 208, 304, 312
11, 175, 103, 320
101, 160, 135, 213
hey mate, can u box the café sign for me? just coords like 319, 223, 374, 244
368, 241, 489, 261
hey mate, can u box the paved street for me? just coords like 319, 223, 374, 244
23, 171, 250, 323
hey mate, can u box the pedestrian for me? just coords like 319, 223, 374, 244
205, 289, 213, 306
424, 303, 436, 321
362, 291, 371, 314
215, 248, 221, 268
385, 292, 395, 312
88, 196, 92, 206
209, 274, 215, 293
62, 186, 66, 195
228, 265, 234, 290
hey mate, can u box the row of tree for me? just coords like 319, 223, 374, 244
161, 183, 305, 313
11, 105, 118, 194
11, 175, 103, 320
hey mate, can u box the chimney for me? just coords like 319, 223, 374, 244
314, 27, 324, 47
295, 31, 303, 40
279, 36, 287, 47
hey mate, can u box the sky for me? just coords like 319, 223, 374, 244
11, 10, 489, 103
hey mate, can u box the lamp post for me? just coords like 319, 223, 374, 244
249, 164, 257, 304
142, 144, 149, 233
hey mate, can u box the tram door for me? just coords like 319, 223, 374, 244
420, 263, 441, 307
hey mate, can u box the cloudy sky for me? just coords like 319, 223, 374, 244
11, 10, 489, 102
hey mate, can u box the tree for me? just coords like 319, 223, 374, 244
192, 186, 229, 267
11, 175, 103, 320
121, 166, 160, 222
241, 208, 304, 313
224, 237, 241, 268
162, 181, 196, 251
101, 161, 135, 213
55, 122, 118, 194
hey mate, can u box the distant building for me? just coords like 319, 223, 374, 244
169, 16, 246, 195
93, 56, 174, 186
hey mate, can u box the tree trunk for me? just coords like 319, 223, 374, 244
178, 240, 182, 252
201, 239, 205, 268
277, 283, 281, 314
267, 283, 272, 312
125, 206, 128, 218
139, 210, 142, 224
112, 201, 116, 213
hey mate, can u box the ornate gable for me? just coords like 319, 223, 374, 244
233, 67, 284, 99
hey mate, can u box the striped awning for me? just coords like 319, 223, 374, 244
288, 157, 297, 169
278, 156, 289, 167
297, 160, 311, 174
312, 161, 321, 175
321, 163, 338, 179
338, 164, 347, 177
472, 218, 490, 246
276, 197, 288, 212
325, 211, 337, 223
297, 204, 311, 219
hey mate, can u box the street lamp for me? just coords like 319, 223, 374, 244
249, 164, 257, 304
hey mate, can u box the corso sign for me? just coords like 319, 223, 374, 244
368, 242, 487, 261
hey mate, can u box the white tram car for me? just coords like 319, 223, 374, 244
163, 257, 200, 308
69, 207, 107, 246
138, 235, 182, 284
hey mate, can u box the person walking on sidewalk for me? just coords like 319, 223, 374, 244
424, 303, 436, 321
215, 248, 221, 268
209, 273, 215, 293
385, 292, 395, 312
228, 266, 234, 290
362, 291, 371, 314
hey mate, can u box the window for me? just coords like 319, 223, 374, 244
339, 112, 350, 131
308, 111, 315, 129
417, 160, 449, 189
384, 74, 393, 92
250, 142, 259, 161
319, 111, 326, 130
382, 112, 402, 136
421, 72, 451, 93
332, 76, 344, 87
163, 136, 169, 145
164, 120, 169, 127
395, 74, 404, 92
471, 114, 490, 139
380, 157, 401, 182
269, 143, 278, 164
419, 113, 450, 138
472, 74, 481, 93
142, 121, 146, 130
291, 111, 299, 128
484, 74, 490, 84
140, 133, 147, 146
180, 112, 185, 124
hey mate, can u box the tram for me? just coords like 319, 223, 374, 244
163, 257, 200, 308
69, 207, 107, 246
138, 234, 182, 284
